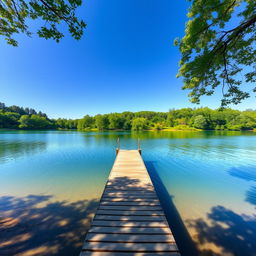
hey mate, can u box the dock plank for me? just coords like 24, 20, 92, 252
96, 210, 165, 216
80, 252, 181, 256
88, 226, 172, 234
100, 201, 160, 206
99, 205, 163, 211
83, 241, 178, 252
94, 215, 167, 221
85, 233, 175, 242
91, 221, 168, 227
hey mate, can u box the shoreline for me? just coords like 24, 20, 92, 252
0, 128, 255, 132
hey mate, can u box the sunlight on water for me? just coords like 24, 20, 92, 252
0, 130, 256, 256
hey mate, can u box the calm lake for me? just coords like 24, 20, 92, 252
0, 130, 256, 256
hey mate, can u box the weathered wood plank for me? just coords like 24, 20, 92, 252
83, 241, 178, 252
94, 215, 167, 221
99, 206, 163, 211
100, 201, 160, 206
105, 185, 154, 189
106, 183, 153, 187
103, 192, 156, 197
101, 195, 158, 199
104, 188, 155, 193
85, 233, 175, 243
96, 210, 165, 216
80, 252, 181, 256
88, 226, 172, 234
105, 187, 155, 192
91, 221, 168, 227
100, 198, 160, 203
81, 252, 181, 256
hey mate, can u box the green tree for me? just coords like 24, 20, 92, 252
131, 118, 148, 131
167, 112, 175, 127
176, 0, 256, 106
95, 114, 109, 130
0, 0, 86, 46
18, 115, 31, 129
77, 115, 94, 130
8, 105, 26, 115
193, 115, 208, 129
0, 112, 20, 128
154, 122, 164, 130
108, 113, 124, 130
0, 102, 6, 110
121, 112, 134, 130
18, 114, 52, 129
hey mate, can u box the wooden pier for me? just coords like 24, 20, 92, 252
80, 149, 180, 256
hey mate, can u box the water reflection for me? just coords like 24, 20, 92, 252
0, 194, 99, 256
229, 166, 256, 206
83, 130, 256, 140
246, 186, 256, 206
188, 206, 256, 256
229, 166, 256, 182
0, 141, 46, 163
1, 130, 256, 256
145, 161, 199, 256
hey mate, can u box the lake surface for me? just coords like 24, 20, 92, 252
0, 130, 256, 256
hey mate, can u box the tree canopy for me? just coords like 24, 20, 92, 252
0, 0, 86, 46
1, 102, 256, 131
131, 118, 149, 131
176, 0, 256, 106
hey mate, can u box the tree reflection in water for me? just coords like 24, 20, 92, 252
0, 194, 99, 256
188, 206, 256, 256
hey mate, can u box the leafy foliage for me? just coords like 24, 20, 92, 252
0, 0, 86, 46
0, 102, 53, 129
18, 114, 53, 129
1, 102, 256, 131
94, 114, 109, 130
131, 118, 149, 131
77, 115, 94, 130
176, 0, 256, 106
193, 115, 208, 129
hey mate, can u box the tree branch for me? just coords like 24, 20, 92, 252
39, 0, 70, 24
191, 0, 237, 38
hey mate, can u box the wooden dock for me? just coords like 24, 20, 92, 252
80, 149, 180, 256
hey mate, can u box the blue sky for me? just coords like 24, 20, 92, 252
0, 0, 255, 118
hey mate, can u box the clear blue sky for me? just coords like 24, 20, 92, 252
0, 0, 254, 118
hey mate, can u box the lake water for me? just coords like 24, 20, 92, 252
0, 130, 256, 256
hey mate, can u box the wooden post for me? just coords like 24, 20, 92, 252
116, 137, 120, 155
138, 138, 142, 155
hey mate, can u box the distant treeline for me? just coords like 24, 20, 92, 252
1, 102, 256, 131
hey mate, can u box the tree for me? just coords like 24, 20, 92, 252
18, 114, 52, 129
77, 115, 94, 130
29, 108, 37, 115
18, 115, 31, 129
176, 0, 256, 106
193, 115, 208, 129
167, 112, 175, 126
95, 115, 109, 130
0, 111, 20, 128
0, 0, 86, 46
0, 102, 6, 110
8, 105, 26, 115
154, 122, 164, 130
131, 118, 148, 131
108, 113, 124, 130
